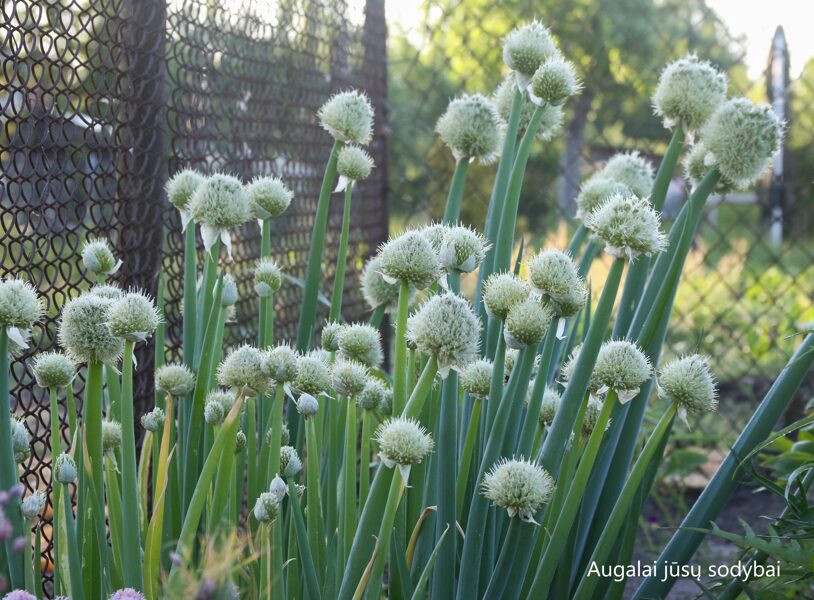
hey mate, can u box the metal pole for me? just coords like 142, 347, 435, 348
769, 26, 787, 249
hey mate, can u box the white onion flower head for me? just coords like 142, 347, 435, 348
21, 491, 46, 520
253, 491, 280, 523
407, 292, 480, 377
439, 225, 489, 274
529, 57, 581, 106
166, 168, 204, 211
418, 223, 447, 254
482, 457, 554, 523
90, 283, 123, 300
375, 417, 433, 481
361, 255, 406, 312
482, 272, 529, 320
246, 176, 293, 220
332, 359, 369, 397
32, 352, 76, 388
318, 90, 374, 145
81, 238, 122, 276
108, 290, 160, 342
658, 355, 718, 425
59, 294, 123, 364
220, 274, 238, 307
504, 348, 519, 377
102, 420, 122, 454
12, 418, 30, 463
155, 363, 195, 396
188, 173, 251, 257
535, 386, 562, 427
217, 345, 270, 397
526, 249, 587, 319
601, 152, 654, 198
234, 430, 247, 454
320, 321, 342, 352
435, 94, 501, 163
575, 175, 631, 221
460, 359, 493, 399
54, 453, 77, 484
336, 145, 374, 183
0, 278, 42, 344
699, 97, 783, 189
585, 193, 667, 260
204, 399, 225, 426
377, 387, 393, 416
338, 323, 383, 367
264, 345, 299, 385
357, 378, 389, 411
504, 299, 553, 349
140, 407, 165, 433
279, 445, 302, 477
379, 231, 441, 290
591, 340, 651, 403
269, 475, 287, 502
296, 392, 319, 417
294, 354, 332, 396
494, 75, 563, 141
652, 55, 727, 132
254, 257, 283, 297
581, 398, 610, 437
503, 21, 559, 81
683, 142, 736, 194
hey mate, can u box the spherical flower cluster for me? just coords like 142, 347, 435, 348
20, 491, 45, 520
246, 176, 293, 219
379, 231, 440, 290
439, 225, 489, 273
601, 152, 654, 199
504, 299, 552, 349
535, 385, 562, 427
109, 589, 146, 600
296, 392, 319, 417
331, 359, 369, 397
81, 238, 121, 276
482, 272, 529, 320
31, 352, 76, 388
155, 363, 196, 396
337, 145, 374, 181
204, 390, 235, 426
460, 359, 493, 399
529, 57, 581, 106
3, 591, 37, 600
108, 290, 160, 342
590, 340, 652, 402
263, 345, 299, 384
357, 379, 389, 411
0, 277, 42, 331
165, 169, 204, 212
526, 249, 587, 318
318, 90, 374, 145
683, 142, 736, 194
375, 417, 433, 478
90, 283, 123, 300
59, 295, 123, 364
652, 55, 727, 132
699, 97, 783, 189
581, 398, 609, 437
658, 354, 718, 415
253, 491, 280, 523
481, 457, 554, 522
361, 255, 404, 312
254, 257, 283, 297
220, 274, 238, 307
575, 176, 631, 221
407, 292, 480, 377
504, 348, 519, 377
140, 407, 165, 433
419, 223, 447, 253
102, 421, 122, 453
234, 430, 247, 454
494, 76, 563, 141
279, 445, 302, 477
217, 345, 269, 397
435, 94, 501, 163
585, 194, 667, 260
503, 21, 558, 79
337, 323, 383, 367
320, 321, 343, 352
54, 453, 77, 483
188, 174, 251, 255
294, 354, 332, 396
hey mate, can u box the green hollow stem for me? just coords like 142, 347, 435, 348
268, 383, 286, 481
455, 399, 483, 519
305, 416, 325, 575
483, 518, 523, 600
402, 355, 439, 419
526, 392, 618, 599
432, 370, 458, 600
49, 386, 63, 594
368, 304, 385, 329
81, 360, 106, 597
566, 224, 587, 259
258, 218, 273, 436
393, 281, 411, 415
634, 333, 814, 599
359, 410, 372, 508
482, 333, 506, 439
365, 469, 406, 598
182, 224, 197, 366
443, 158, 470, 224
341, 396, 358, 564
62, 481, 84, 600
330, 183, 354, 322
572, 402, 678, 600
516, 325, 557, 455
288, 479, 322, 600
119, 340, 143, 589
297, 139, 341, 352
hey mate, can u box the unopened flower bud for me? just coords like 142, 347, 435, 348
279, 445, 302, 477
220, 274, 238, 307
20, 491, 45, 520
234, 430, 247, 454
55, 453, 77, 483
140, 407, 165, 433
296, 393, 319, 417
11, 419, 30, 464
254, 257, 283, 297
81, 239, 120, 276
253, 492, 280, 523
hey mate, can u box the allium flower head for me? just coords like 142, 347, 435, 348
581, 398, 610, 437
407, 292, 480, 377
204, 399, 225, 426
20, 491, 45, 520
140, 407, 165, 432
585, 194, 667, 260
482, 457, 554, 523
482, 272, 529, 320
296, 392, 319, 417
338, 323, 383, 367
109, 587, 146, 600
652, 55, 727, 131
320, 321, 342, 352
188, 173, 251, 256
494, 75, 563, 141
318, 90, 374, 145
379, 230, 440, 290
375, 417, 433, 480
54, 453, 77, 483
59, 294, 123, 364
331, 359, 369, 397
504, 348, 519, 377
601, 152, 654, 198
590, 340, 651, 403
435, 94, 501, 163
90, 283, 123, 300
263, 345, 299, 384
683, 142, 736, 194
246, 176, 293, 219
294, 354, 332, 396
31, 352, 76, 388
504, 298, 552, 349
254, 257, 283, 297
166, 169, 204, 213
253, 491, 280, 523
337, 145, 374, 181
0, 277, 42, 331
357, 378, 389, 411
82, 238, 121, 276
102, 421, 122, 452
699, 97, 783, 189
220, 274, 238, 307
529, 57, 581, 106
108, 290, 160, 342
217, 345, 270, 397
460, 359, 493, 399
279, 445, 302, 477
155, 363, 195, 396
234, 430, 247, 454
575, 175, 631, 221
269, 475, 287, 502
658, 355, 718, 418
418, 223, 447, 253
361, 255, 405, 312
439, 225, 489, 273
535, 385, 562, 426
503, 21, 559, 79
527, 249, 587, 318
3, 591, 37, 600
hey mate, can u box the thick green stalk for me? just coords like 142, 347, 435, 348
288, 479, 322, 600
182, 224, 197, 366
634, 333, 814, 599
246, 397, 258, 518
296, 139, 341, 351
482, 333, 506, 439
119, 340, 143, 589
340, 396, 358, 564
305, 416, 325, 575
268, 383, 286, 482
566, 224, 587, 259
258, 218, 273, 440
81, 361, 106, 598
402, 356, 439, 419
62, 481, 84, 600
359, 410, 372, 508
443, 159, 470, 224
455, 399, 483, 519
515, 325, 557, 455
48, 386, 62, 593
483, 519, 523, 599
393, 281, 410, 415
432, 370, 458, 600
330, 183, 354, 322
365, 469, 406, 598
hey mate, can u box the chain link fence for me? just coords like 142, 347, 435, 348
1, 0, 387, 592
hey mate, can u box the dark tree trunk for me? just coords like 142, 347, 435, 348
557, 89, 594, 218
